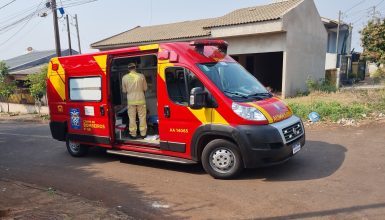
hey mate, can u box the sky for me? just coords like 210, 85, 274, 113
0, 0, 384, 61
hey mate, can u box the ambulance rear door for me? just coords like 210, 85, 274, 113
65, 54, 113, 146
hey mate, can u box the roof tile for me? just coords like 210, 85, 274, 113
91, 0, 303, 48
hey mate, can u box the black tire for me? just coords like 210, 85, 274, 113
201, 139, 244, 179
66, 137, 88, 157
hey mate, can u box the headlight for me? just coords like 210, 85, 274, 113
232, 102, 267, 121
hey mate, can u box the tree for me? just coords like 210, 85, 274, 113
361, 19, 385, 65
0, 61, 9, 76
0, 61, 17, 113
26, 65, 47, 114
0, 82, 17, 114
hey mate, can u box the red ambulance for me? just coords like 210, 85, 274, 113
47, 40, 305, 179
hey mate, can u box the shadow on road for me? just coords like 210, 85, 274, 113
0, 121, 347, 219
255, 202, 385, 220
86, 140, 346, 182
86, 147, 207, 175
240, 140, 347, 181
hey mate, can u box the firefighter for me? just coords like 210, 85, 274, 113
122, 63, 148, 139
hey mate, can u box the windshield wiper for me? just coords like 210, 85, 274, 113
247, 92, 273, 99
224, 90, 249, 98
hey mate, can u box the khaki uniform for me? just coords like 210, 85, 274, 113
122, 70, 148, 137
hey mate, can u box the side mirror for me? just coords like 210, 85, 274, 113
189, 87, 207, 109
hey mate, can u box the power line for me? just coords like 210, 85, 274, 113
0, 6, 47, 33
0, 1, 43, 47
0, 0, 16, 10
344, 0, 366, 14
376, 0, 385, 7
0, 17, 44, 51
52, 0, 97, 9
0, 3, 43, 24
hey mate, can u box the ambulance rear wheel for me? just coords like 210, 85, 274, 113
201, 139, 243, 179
66, 137, 88, 157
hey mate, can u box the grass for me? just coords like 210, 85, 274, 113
286, 89, 385, 122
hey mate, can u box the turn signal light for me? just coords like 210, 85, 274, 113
52, 63, 59, 71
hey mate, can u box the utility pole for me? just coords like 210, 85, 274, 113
51, 0, 61, 57
66, 14, 72, 55
335, 10, 342, 88
372, 6, 376, 20
74, 14, 82, 54
335, 10, 342, 55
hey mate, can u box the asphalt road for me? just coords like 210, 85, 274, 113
1, 121, 385, 219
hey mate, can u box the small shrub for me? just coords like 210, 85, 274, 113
306, 77, 337, 93
295, 90, 310, 97
372, 68, 385, 83
289, 101, 368, 122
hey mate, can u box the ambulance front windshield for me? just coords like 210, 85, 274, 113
197, 62, 271, 101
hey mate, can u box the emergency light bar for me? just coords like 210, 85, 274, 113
190, 40, 228, 55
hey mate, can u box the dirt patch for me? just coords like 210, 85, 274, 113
0, 179, 132, 219
286, 89, 385, 106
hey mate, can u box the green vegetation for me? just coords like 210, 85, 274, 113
0, 61, 17, 113
287, 90, 385, 122
0, 61, 8, 76
26, 65, 47, 101
361, 19, 385, 65
26, 65, 47, 114
305, 77, 336, 93
372, 68, 385, 83
289, 101, 367, 122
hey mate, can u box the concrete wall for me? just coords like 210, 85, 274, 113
326, 28, 350, 54
282, 0, 327, 97
367, 63, 384, 77
0, 102, 49, 114
223, 32, 286, 55
325, 53, 338, 70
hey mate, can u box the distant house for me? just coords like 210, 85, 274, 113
91, 0, 327, 97
3, 48, 77, 104
322, 17, 352, 70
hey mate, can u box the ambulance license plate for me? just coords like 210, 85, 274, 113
292, 142, 301, 154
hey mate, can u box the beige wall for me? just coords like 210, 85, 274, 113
0, 102, 49, 114
223, 33, 286, 55
281, 0, 327, 97
325, 53, 338, 70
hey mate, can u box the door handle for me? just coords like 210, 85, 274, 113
100, 105, 105, 116
164, 105, 170, 118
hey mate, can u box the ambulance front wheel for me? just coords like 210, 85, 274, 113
66, 137, 88, 157
201, 139, 244, 179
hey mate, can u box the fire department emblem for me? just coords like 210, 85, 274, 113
70, 108, 81, 129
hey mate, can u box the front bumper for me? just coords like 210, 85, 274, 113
235, 116, 305, 168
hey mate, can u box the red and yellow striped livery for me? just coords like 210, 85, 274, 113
47, 40, 305, 179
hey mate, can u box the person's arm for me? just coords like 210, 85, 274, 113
122, 76, 127, 93
142, 75, 148, 92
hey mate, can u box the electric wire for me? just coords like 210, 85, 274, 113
0, 3, 43, 25
0, 0, 16, 11
344, 0, 366, 14
0, 1, 43, 47
0, 16, 45, 51
0, 6, 47, 33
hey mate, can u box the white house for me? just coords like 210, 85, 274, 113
91, 0, 327, 97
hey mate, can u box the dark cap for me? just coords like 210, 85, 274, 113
128, 63, 136, 69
